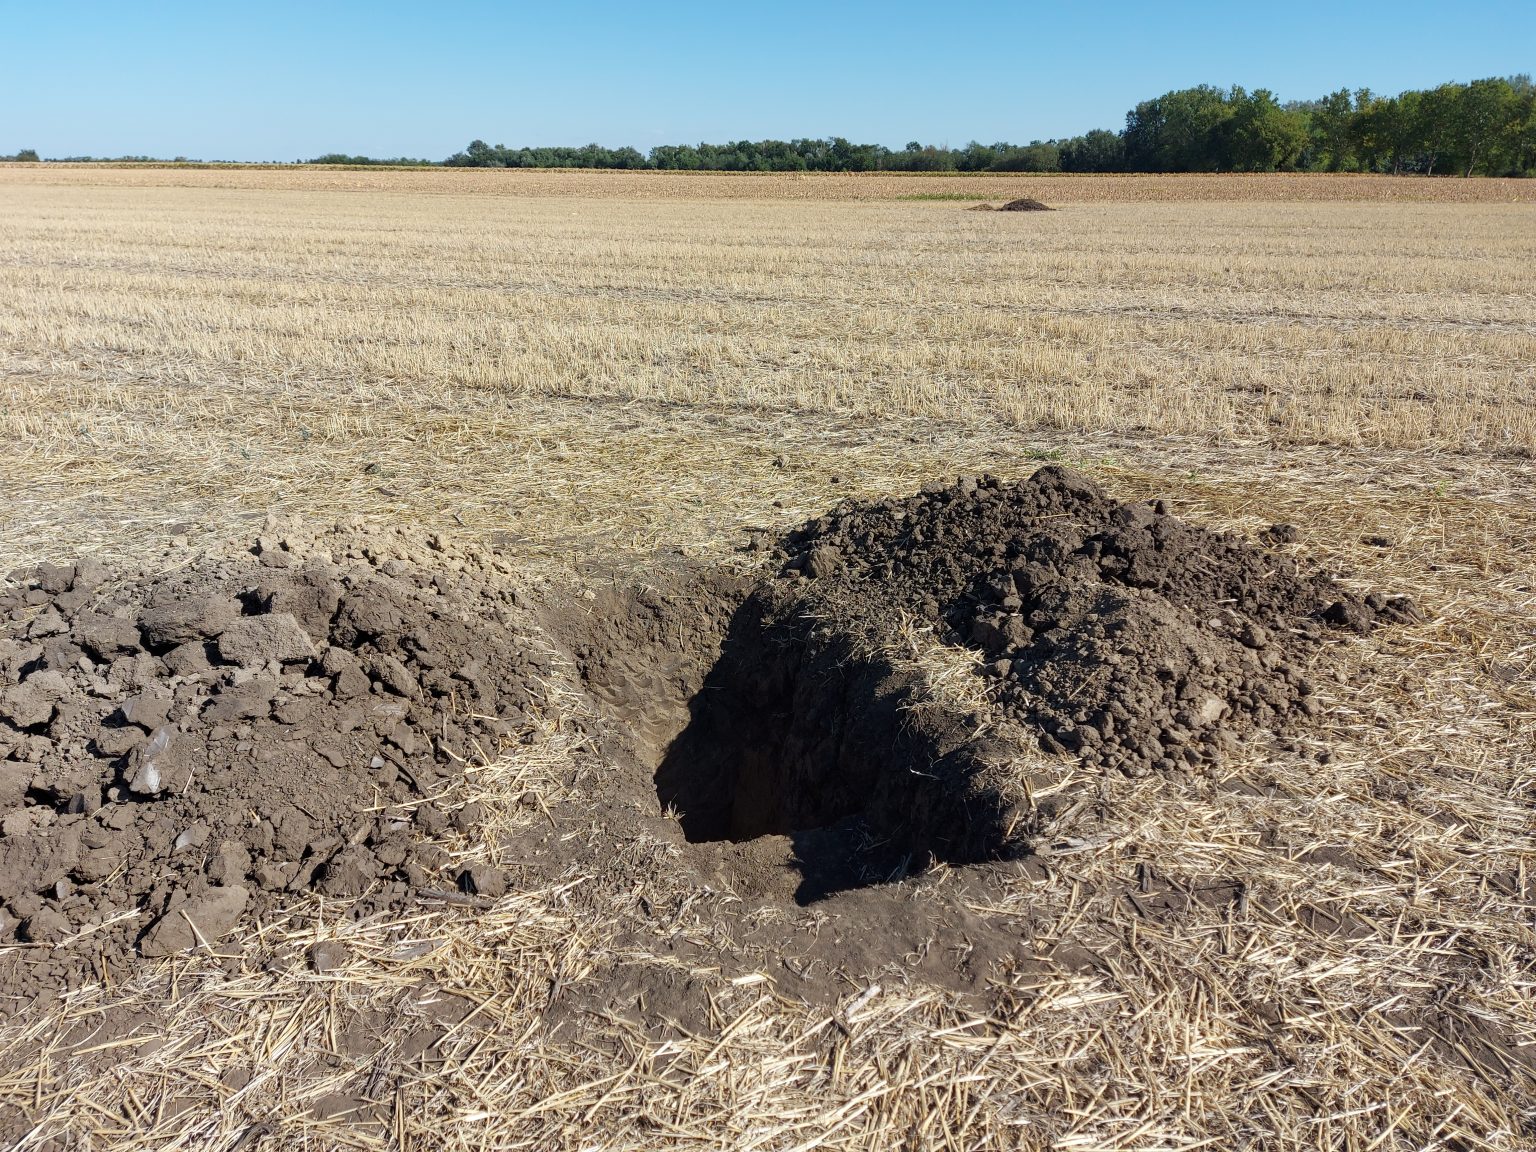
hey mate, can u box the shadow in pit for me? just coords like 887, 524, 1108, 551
653, 591, 1022, 904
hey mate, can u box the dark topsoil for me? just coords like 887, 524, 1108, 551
0, 526, 549, 1006
776, 465, 1418, 780
0, 468, 1421, 1016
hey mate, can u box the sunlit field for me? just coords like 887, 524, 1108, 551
1, 166, 1533, 1150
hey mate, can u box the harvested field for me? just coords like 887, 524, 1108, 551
0, 167, 1533, 1150
4, 163, 1536, 203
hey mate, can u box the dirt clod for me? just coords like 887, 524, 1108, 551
139, 886, 248, 956
214, 612, 317, 667
457, 865, 508, 899
309, 940, 349, 973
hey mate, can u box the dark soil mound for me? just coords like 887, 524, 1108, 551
778, 467, 1417, 778
0, 525, 545, 1007
997, 198, 1054, 212
966, 203, 997, 212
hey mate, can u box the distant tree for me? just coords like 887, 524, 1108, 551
991, 141, 1060, 172
1511, 78, 1536, 174
824, 136, 882, 171
650, 144, 701, 169
446, 139, 503, 167
887, 143, 954, 171
1365, 93, 1424, 173
439, 79, 1535, 179
1218, 88, 1310, 170
1059, 129, 1124, 172
307, 153, 435, 166
1350, 95, 1386, 171
1123, 85, 1234, 171
1452, 77, 1521, 175
1308, 88, 1357, 171
1414, 84, 1460, 175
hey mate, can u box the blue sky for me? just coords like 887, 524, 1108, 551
3, 1, 1531, 160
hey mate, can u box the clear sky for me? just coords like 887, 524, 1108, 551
3, 1, 1532, 161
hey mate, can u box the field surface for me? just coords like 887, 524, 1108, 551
0, 167, 1533, 1150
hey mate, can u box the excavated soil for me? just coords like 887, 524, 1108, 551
998, 198, 1054, 211
0, 522, 550, 1007
774, 467, 1418, 778
0, 467, 1418, 1010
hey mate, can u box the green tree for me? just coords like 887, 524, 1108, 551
1060, 129, 1124, 172
1414, 84, 1460, 175
1384, 92, 1423, 172
1452, 77, 1520, 175
1512, 79, 1536, 174
1124, 85, 1234, 171
889, 143, 954, 172
1218, 88, 1310, 170
1309, 88, 1357, 171
1343, 89, 1380, 170
990, 141, 1060, 172
951, 140, 994, 170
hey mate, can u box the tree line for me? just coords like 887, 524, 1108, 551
436, 76, 1533, 177
1121, 78, 1534, 176
9, 76, 1531, 175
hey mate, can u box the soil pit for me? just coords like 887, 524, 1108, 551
552, 466, 1418, 901
550, 575, 1020, 903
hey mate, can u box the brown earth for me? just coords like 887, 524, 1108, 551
998, 198, 1054, 211
0, 468, 1419, 1016
0, 520, 551, 1007
14, 166, 1535, 202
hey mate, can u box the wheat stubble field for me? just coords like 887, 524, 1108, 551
0, 166, 1534, 1150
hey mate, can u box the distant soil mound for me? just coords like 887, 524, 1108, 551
966, 203, 996, 211
997, 198, 1053, 211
